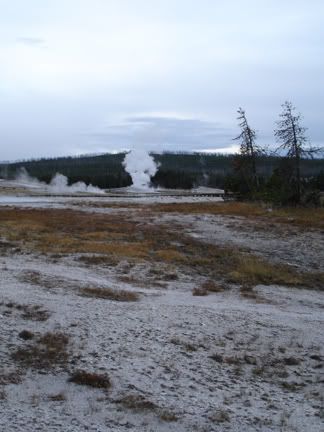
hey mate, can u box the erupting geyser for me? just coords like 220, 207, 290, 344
123, 149, 158, 190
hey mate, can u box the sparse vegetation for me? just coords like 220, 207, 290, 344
229, 256, 323, 289
48, 392, 66, 402
0, 195, 323, 430
115, 393, 156, 411
149, 201, 324, 229
12, 331, 70, 370
157, 409, 179, 422
118, 274, 167, 288
170, 336, 199, 352
193, 279, 226, 296
1, 208, 323, 291
192, 286, 208, 296
20, 305, 51, 321
78, 254, 119, 266
240, 284, 258, 300
209, 353, 223, 363
209, 408, 231, 423
201, 280, 226, 293
0, 371, 22, 385
68, 370, 111, 389
281, 381, 303, 392
19, 270, 78, 292
252, 366, 266, 377
239, 285, 269, 303
224, 356, 242, 366
283, 357, 301, 366
79, 287, 140, 302
2, 301, 50, 321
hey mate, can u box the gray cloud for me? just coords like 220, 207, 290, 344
88, 117, 235, 152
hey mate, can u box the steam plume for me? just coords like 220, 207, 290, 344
16, 168, 104, 194
123, 150, 158, 190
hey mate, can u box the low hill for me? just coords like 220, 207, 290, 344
0, 152, 323, 190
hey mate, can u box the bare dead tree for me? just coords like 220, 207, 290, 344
233, 107, 263, 192
274, 101, 321, 203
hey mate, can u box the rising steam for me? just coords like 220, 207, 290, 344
49, 173, 103, 194
123, 150, 158, 190
16, 168, 104, 194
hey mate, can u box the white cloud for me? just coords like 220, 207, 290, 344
0, 0, 323, 159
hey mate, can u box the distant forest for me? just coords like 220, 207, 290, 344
1, 152, 324, 190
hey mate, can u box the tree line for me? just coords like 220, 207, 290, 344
1, 151, 323, 195
0, 101, 323, 205
229, 101, 323, 205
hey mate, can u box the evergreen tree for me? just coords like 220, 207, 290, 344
274, 101, 320, 203
233, 108, 263, 195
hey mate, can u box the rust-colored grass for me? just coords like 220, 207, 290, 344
20, 200, 323, 229
0, 208, 152, 258
1, 207, 323, 290
148, 202, 324, 229
228, 257, 301, 286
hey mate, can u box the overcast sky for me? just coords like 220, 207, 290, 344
0, 0, 323, 161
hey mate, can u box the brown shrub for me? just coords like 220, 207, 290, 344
240, 285, 258, 299
281, 381, 304, 392
18, 270, 79, 292
115, 394, 156, 411
209, 408, 231, 423
209, 353, 223, 363
48, 392, 66, 402
21, 305, 51, 322
163, 272, 178, 280
192, 286, 208, 296
78, 255, 119, 266
224, 356, 242, 365
69, 371, 111, 389
12, 332, 69, 370
3, 301, 50, 321
157, 409, 179, 422
79, 287, 140, 302
202, 280, 226, 293
283, 357, 301, 366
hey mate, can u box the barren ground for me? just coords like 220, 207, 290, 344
0, 184, 323, 432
